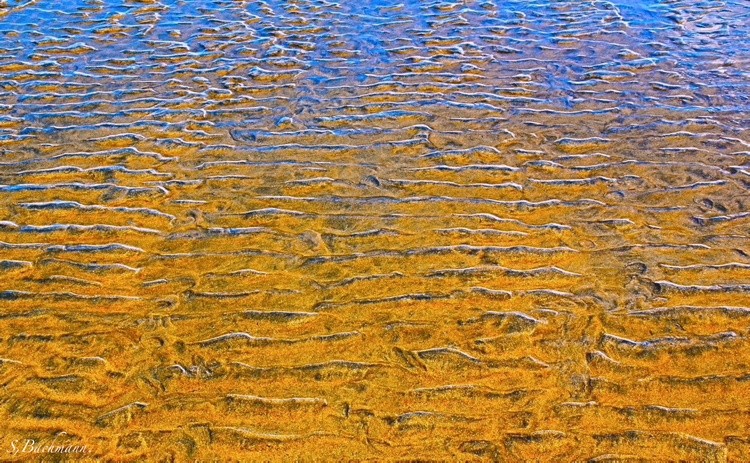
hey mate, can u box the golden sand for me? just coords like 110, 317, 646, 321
1, 0, 750, 461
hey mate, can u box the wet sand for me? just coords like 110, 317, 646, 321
1, 0, 750, 461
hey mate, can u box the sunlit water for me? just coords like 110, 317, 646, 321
1, 0, 750, 460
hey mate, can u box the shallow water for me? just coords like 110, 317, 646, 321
1, 0, 750, 460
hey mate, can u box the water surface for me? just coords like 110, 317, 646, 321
1, 0, 750, 460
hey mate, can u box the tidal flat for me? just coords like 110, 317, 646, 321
0, 0, 749, 461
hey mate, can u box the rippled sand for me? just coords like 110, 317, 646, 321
1, 0, 750, 461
